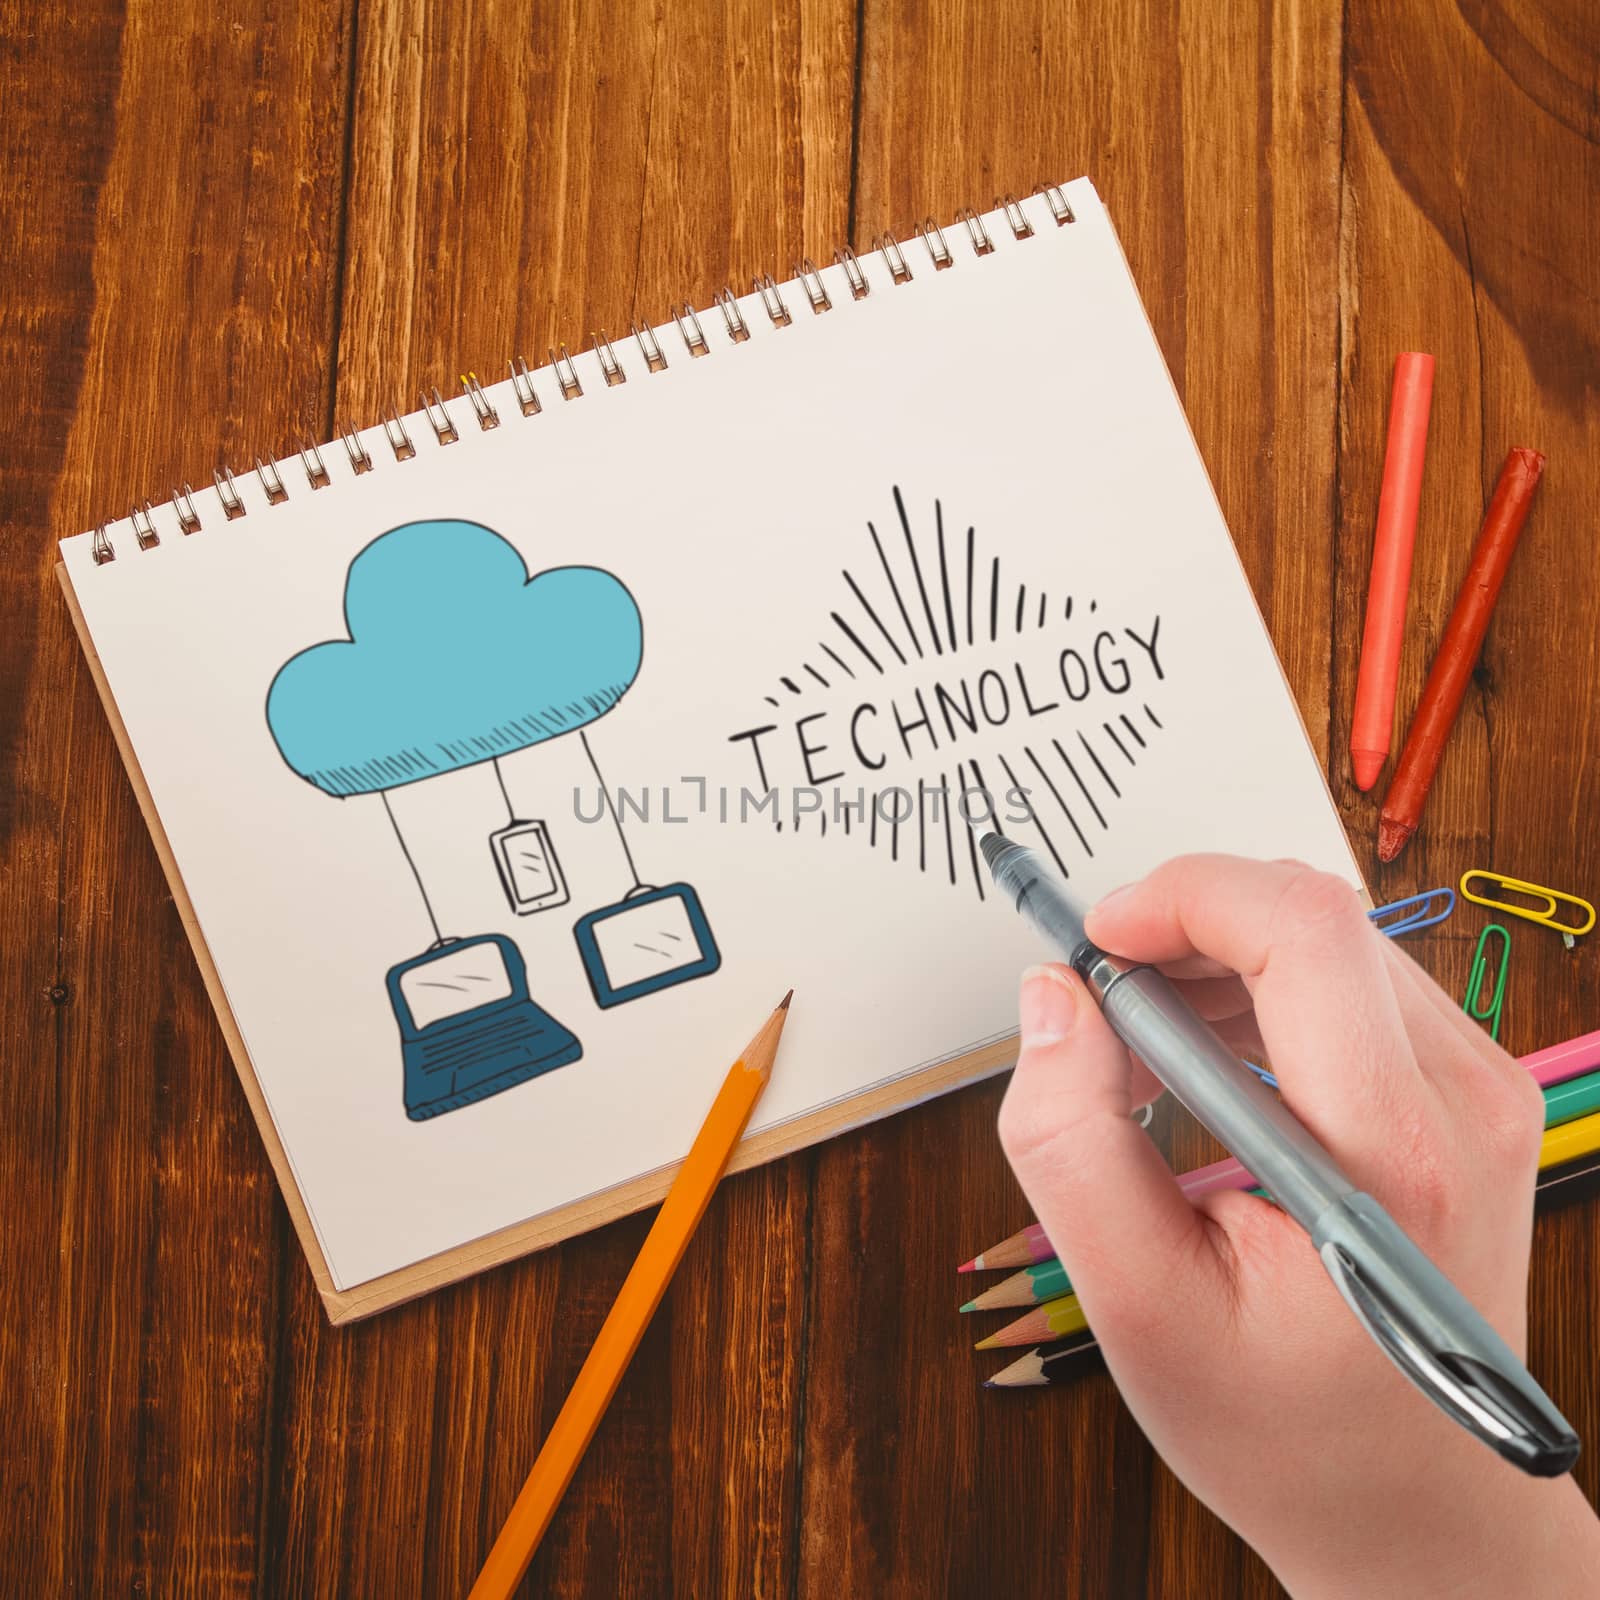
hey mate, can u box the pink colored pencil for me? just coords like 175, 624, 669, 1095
1525, 1029, 1600, 1088
960, 1223, 1053, 1273
961, 1027, 1600, 1270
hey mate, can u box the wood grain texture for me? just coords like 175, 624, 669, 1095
0, 1, 352, 1593
2, 0, 1597, 1595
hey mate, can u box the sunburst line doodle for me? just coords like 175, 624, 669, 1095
726, 488, 1168, 900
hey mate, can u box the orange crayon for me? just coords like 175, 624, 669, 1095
1351, 353, 1434, 790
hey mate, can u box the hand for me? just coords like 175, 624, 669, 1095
996, 855, 1600, 1598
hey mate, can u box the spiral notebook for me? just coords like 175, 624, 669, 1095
58, 179, 1360, 1321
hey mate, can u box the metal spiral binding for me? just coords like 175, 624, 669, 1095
1038, 182, 1075, 225
754, 274, 791, 327
508, 358, 541, 415
380, 408, 416, 461
998, 194, 1033, 239
89, 187, 1071, 562
835, 246, 869, 300
795, 258, 831, 313
875, 233, 913, 284
672, 303, 710, 358
714, 288, 750, 343
916, 218, 953, 270
550, 344, 584, 400
131, 502, 160, 549
298, 441, 331, 490
461, 372, 500, 429
630, 320, 667, 372
593, 332, 627, 387
214, 465, 246, 519
253, 456, 289, 504
956, 207, 995, 256
340, 420, 374, 473
172, 482, 202, 533
420, 388, 459, 445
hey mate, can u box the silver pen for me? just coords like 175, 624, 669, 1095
979, 828, 1579, 1477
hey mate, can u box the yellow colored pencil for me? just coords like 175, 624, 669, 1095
974, 1293, 1089, 1350
469, 993, 793, 1600
1540, 1107, 1600, 1169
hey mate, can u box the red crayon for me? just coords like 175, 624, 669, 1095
1377, 448, 1544, 862
1351, 353, 1435, 790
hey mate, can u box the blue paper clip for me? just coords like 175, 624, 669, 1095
1242, 1058, 1280, 1091
1463, 923, 1510, 1042
1368, 887, 1456, 939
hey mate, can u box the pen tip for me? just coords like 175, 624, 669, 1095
778, 989, 793, 1011
976, 828, 1011, 872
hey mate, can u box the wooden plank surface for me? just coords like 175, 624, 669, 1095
0, 1, 354, 1593
2, 1, 1597, 1594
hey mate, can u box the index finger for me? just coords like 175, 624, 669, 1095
1084, 854, 1423, 1150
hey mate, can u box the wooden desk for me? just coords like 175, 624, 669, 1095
3, 2, 1596, 1592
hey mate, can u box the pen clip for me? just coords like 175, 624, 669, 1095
1315, 1197, 1579, 1477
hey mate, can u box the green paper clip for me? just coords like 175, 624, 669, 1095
1463, 923, 1510, 1041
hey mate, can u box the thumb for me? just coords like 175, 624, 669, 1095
997, 964, 1219, 1338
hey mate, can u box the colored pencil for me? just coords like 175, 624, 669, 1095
1377, 447, 1544, 862
984, 1142, 1600, 1382
469, 993, 793, 1600
1525, 1028, 1600, 1087
967, 1066, 1600, 1310
987, 1147, 1600, 1383
959, 1028, 1600, 1275
962, 1257, 1070, 1312
959, 1222, 1052, 1274
976, 1105, 1600, 1357
974, 1293, 1088, 1350
1351, 352, 1435, 791
985, 1339, 1101, 1388
1536, 1150, 1600, 1199
1544, 1067, 1600, 1128
1540, 1107, 1600, 1171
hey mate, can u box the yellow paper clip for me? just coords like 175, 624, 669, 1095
1459, 870, 1595, 951
1463, 923, 1510, 1041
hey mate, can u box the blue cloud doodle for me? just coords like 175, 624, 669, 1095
266, 519, 643, 797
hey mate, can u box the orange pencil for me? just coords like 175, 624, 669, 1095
1378, 448, 1544, 861
469, 993, 793, 1599
1351, 352, 1434, 790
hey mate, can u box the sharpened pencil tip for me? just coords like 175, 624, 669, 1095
973, 1333, 1001, 1351
778, 989, 793, 1011
959, 1298, 978, 1314
957, 1255, 980, 1273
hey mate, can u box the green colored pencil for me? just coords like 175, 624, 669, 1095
961, 1257, 1071, 1312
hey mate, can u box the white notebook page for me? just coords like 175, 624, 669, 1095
62, 181, 1359, 1289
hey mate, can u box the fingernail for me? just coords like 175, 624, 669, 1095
1019, 964, 1076, 1043
1091, 882, 1136, 918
